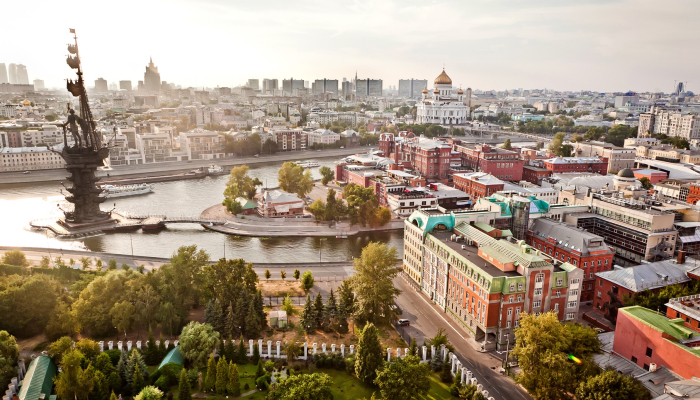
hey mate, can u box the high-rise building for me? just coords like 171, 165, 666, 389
8, 64, 17, 84
356, 78, 383, 97
120, 80, 132, 91
398, 79, 428, 98
15, 64, 28, 85
341, 81, 353, 98
282, 78, 304, 94
33, 79, 45, 90
262, 79, 278, 93
312, 79, 338, 96
247, 79, 259, 90
0, 64, 7, 84
94, 78, 108, 92
144, 58, 161, 94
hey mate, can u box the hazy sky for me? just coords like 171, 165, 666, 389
4, 0, 699, 93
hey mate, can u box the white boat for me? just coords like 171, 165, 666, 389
295, 160, 320, 168
101, 184, 153, 198
207, 164, 225, 175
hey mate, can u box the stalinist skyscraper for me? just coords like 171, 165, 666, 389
144, 57, 161, 94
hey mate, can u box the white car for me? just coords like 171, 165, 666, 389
23, 171, 30, 174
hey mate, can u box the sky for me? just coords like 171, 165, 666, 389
4, 0, 699, 93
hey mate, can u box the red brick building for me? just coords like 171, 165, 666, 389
666, 294, 700, 334
613, 306, 700, 378
542, 156, 608, 175
453, 172, 504, 202
594, 257, 698, 323
528, 218, 615, 303
392, 136, 453, 181
522, 165, 553, 184
686, 183, 700, 205
453, 144, 525, 181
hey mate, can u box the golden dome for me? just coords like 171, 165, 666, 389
433, 88, 439, 94
422, 87, 429, 94
22, 98, 31, 107
434, 69, 452, 85
457, 88, 464, 95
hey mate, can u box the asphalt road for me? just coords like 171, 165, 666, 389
393, 276, 532, 400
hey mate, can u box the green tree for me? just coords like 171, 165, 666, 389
134, 386, 163, 400
639, 177, 652, 189
54, 349, 94, 400
293, 269, 300, 281
472, 392, 486, 400
255, 358, 264, 378
278, 161, 314, 198
313, 292, 325, 330
227, 362, 240, 396
583, 127, 604, 141
216, 356, 229, 393
48, 336, 74, 364
75, 338, 100, 361
548, 132, 567, 155
300, 295, 317, 333
126, 349, 148, 385
40, 255, 50, 268
0, 331, 19, 391
179, 322, 220, 368
157, 302, 180, 337
237, 336, 248, 364
319, 166, 334, 185
408, 337, 418, 356
265, 269, 271, 280
94, 352, 116, 377
92, 369, 109, 400
343, 183, 381, 226
285, 340, 302, 362
108, 259, 117, 270
576, 370, 650, 400
280, 270, 287, 281
132, 364, 145, 393
224, 165, 263, 201
440, 361, 453, 383
266, 372, 333, 400
301, 270, 314, 293
205, 355, 217, 390
500, 139, 512, 149
511, 312, 574, 400
375, 355, 430, 400
144, 330, 159, 365
308, 199, 327, 221
80, 256, 91, 270
110, 300, 135, 339
355, 323, 384, 384
0, 274, 62, 337
352, 242, 401, 324
281, 295, 295, 316
245, 300, 262, 337
95, 259, 103, 270
1, 250, 28, 266
252, 343, 261, 365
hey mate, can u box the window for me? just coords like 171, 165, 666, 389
534, 288, 542, 296
517, 294, 522, 302
518, 283, 523, 290
535, 273, 545, 283
533, 300, 541, 308
597, 291, 602, 298
555, 251, 559, 258
567, 301, 577, 309
554, 303, 559, 311
599, 280, 603, 287
507, 308, 513, 316
646, 347, 653, 358
510, 283, 515, 291
566, 313, 575, 320
509, 295, 514, 303
557, 278, 563, 286
584, 261, 588, 268
506, 321, 511, 328
631, 356, 637, 364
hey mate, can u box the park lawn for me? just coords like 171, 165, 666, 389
417, 373, 454, 400
316, 368, 377, 399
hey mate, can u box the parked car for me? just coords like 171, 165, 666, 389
398, 319, 410, 326
23, 171, 30, 174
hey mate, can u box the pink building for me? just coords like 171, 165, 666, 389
633, 168, 668, 184
612, 306, 700, 379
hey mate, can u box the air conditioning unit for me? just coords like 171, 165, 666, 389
649, 363, 657, 372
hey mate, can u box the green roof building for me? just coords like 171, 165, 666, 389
158, 346, 184, 370
18, 356, 56, 400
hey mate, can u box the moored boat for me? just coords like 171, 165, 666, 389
101, 183, 153, 198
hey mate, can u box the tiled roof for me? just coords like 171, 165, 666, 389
596, 259, 696, 292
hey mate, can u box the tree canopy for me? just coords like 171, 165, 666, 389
352, 242, 401, 324
179, 322, 220, 368
278, 161, 314, 198
267, 372, 333, 400
375, 355, 431, 400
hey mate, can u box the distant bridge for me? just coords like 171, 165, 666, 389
112, 215, 226, 230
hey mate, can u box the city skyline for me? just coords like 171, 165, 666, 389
2, 0, 700, 92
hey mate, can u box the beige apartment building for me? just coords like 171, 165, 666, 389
573, 141, 635, 173
0, 146, 66, 172
632, 144, 700, 164
179, 129, 225, 160
638, 106, 700, 140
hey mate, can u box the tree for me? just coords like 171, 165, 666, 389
80, 256, 91, 270
319, 166, 334, 185
75, 338, 100, 361
178, 369, 192, 400
511, 312, 574, 400
285, 341, 302, 362
301, 270, 314, 293
500, 139, 512, 149
300, 295, 317, 333
374, 355, 430, 400
576, 370, 650, 400
639, 177, 652, 189
238, 336, 248, 364
308, 199, 327, 221
355, 323, 384, 384
132, 364, 145, 393
440, 361, 453, 383
343, 183, 383, 226
280, 270, 287, 281
472, 392, 486, 400
224, 165, 263, 201
408, 337, 418, 356
352, 242, 401, 324
336, 296, 349, 334
0, 331, 19, 391
95, 353, 116, 377
216, 356, 229, 394
266, 373, 333, 400
228, 361, 240, 396
93, 370, 109, 400
265, 269, 271, 280
158, 302, 180, 337
134, 386, 163, 400
252, 343, 261, 365
40, 255, 50, 268
293, 269, 300, 281
1, 250, 28, 266
0, 274, 62, 338
110, 300, 135, 339
179, 322, 220, 368
205, 355, 217, 391
338, 280, 356, 315
126, 349, 148, 386
278, 161, 314, 198
48, 336, 74, 364
255, 358, 264, 378
426, 327, 454, 353
145, 330, 159, 365
458, 384, 478, 399
54, 349, 94, 400
548, 132, 567, 156
281, 295, 295, 316
245, 300, 262, 337
96, 259, 103, 270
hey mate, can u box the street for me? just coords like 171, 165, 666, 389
393, 276, 532, 400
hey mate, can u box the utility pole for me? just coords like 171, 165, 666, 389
130, 234, 134, 258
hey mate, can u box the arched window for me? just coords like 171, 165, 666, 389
535, 273, 545, 283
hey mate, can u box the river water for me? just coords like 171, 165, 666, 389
0, 157, 403, 263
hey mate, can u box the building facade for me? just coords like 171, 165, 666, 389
542, 156, 608, 175
355, 79, 383, 97
398, 79, 428, 99
453, 172, 504, 201
522, 165, 553, 184
0, 146, 66, 172
179, 129, 225, 160
144, 58, 161, 94
270, 127, 306, 151
454, 144, 525, 181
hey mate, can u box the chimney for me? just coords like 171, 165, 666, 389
677, 250, 686, 265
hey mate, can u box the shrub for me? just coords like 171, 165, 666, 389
149, 363, 182, 389
264, 360, 275, 372
256, 375, 270, 391
104, 349, 122, 365
345, 355, 356, 374
244, 383, 250, 390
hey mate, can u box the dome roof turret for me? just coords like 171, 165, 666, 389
434, 69, 452, 85
617, 168, 635, 178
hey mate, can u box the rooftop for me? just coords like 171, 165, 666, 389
429, 230, 520, 278
18, 356, 56, 400
530, 218, 613, 256
544, 156, 605, 164
621, 306, 700, 348
454, 172, 505, 186
666, 294, 700, 322
595, 258, 697, 292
